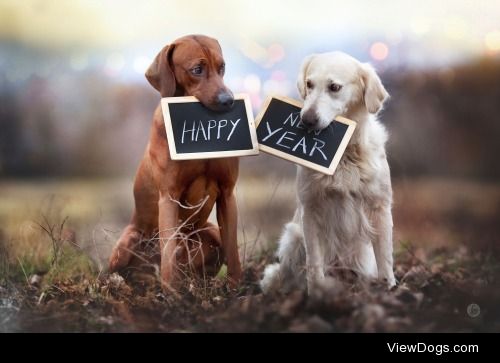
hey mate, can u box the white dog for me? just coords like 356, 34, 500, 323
261, 52, 396, 295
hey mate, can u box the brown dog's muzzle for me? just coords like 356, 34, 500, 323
194, 82, 234, 112
199, 73, 234, 112
202, 80, 234, 112
216, 89, 234, 110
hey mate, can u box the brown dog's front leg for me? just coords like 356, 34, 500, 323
217, 190, 242, 287
158, 193, 180, 291
108, 219, 141, 273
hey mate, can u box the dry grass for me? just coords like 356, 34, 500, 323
1, 176, 499, 332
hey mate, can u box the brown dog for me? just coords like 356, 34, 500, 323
108, 35, 241, 290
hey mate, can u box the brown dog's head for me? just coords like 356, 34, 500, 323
145, 35, 234, 112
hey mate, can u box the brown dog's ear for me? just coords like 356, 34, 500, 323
297, 54, 316, 99
145, 44, 176, 97
361, 63, 389, 114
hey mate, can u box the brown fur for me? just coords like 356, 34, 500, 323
108, 35, 241, 290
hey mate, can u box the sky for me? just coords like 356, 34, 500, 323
1, 0, 499, 51
1, 0, 500, 105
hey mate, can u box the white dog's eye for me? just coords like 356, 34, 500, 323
306, 80, 313, 89
329, 83, 342, 92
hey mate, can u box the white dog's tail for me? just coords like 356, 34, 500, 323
260, 222, 306, 294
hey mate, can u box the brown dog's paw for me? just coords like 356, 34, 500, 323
226, 272, 242, 289
108, 228, 141, 273
108, 247, 131, 273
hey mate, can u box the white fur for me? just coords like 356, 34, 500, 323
261, 52, 396, 295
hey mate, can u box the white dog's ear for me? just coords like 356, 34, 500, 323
297, 54, 316, 99
361, 63, 389, 114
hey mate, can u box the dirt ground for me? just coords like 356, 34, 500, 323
1, 176, 499, 332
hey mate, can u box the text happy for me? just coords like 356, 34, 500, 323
181, 119, 241, 144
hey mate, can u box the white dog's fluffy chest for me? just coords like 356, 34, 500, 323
298, 119, 391, 206
295, 119, 392, 270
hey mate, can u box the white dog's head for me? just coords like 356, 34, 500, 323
297, 52, 389, 130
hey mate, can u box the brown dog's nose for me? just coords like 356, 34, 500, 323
217, 91, 234, 109
301, 109, 319, 129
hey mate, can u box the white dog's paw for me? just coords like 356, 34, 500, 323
260, 263, 281, 294
381, 274, 396, 289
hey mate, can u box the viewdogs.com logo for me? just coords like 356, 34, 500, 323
387, 343, 479, 355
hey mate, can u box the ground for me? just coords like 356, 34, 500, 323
1, 176, 499, 332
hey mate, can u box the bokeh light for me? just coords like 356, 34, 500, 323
485, 30, 500, 52
243, 74, 261, 94
268, 43, 285, 63
133, 56, 151, 75
270, 70, 287, 81
105, 53, 125, 76
370, 42, 389, 61
239, 39, 267, 64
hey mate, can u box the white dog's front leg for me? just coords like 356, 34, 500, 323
372, 206, 396, 287
301, 210, 325, 295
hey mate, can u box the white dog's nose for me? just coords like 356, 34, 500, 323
301, 108, 319, 129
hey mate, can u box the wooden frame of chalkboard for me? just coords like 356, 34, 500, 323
255, 95, 357, 175
161, 94, 259, 160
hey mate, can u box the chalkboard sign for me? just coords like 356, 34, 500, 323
255, 95, 356, 175
161, 94, 259, 160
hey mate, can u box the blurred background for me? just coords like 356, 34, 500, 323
1, 0, 499, 268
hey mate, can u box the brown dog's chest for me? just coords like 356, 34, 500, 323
149, 105, 239, 227
172, 159, 238, 226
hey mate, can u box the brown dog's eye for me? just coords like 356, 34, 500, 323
306, 80, 313, 89
219, 63, 225, 75
329, 83, 342, 92
191, 65, 203, 76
